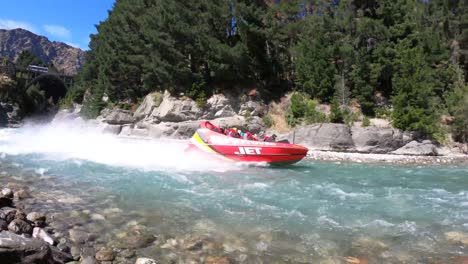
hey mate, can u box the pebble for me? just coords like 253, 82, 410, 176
135, 257, 157, 264
95, 247, 115, 261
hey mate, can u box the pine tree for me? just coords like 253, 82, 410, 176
392, 39, 440, 138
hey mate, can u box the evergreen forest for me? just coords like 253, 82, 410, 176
66, 0, 468, 142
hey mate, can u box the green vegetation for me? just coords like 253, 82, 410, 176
66, 0, 467, 142
262, 114, 273, 128
1, 52, 66, 114
362, 116, 371, 127
15, 50, 46, 69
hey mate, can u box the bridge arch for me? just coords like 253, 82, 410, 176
25, 73, 68, 104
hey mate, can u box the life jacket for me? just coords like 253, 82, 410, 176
244, 132, 256, 141
264, 135, 276, 142
228, 128, 241, 138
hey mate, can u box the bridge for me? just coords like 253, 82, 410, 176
17, 65, 75, 88
1, 60, 75, 104
0, 60, 75, 88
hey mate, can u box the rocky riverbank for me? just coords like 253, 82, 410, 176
49, 90, 468, 164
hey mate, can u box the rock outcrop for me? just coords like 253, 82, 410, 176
290, 123, 355, 151
351, 126, 413, 153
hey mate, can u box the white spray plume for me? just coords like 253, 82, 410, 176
0, 120, 237, 172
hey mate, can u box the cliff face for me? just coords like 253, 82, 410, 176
0, 28, 85, 75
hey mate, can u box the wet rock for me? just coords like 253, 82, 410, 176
0, 219, 8, 230
33, 227, 55, 245
160, 238, 178, 249
0, 196, 13, 207
182, 236, 204, 251
69, 229, 95, 244
134, 92, 161, 121
104, 108, 135, 125
15, 210, 26, 220
1, 187, 14, 198
445, 231, 468, 245
351, 236, 388, 255
80, 256, 99, 264
95, 247, 115, 261
14, 189, 30, 199
135, 257, 158, 264
27, 211, 46, 227
0, 206, 16, 222
205, 256, 230, 264
70, 246, 81, 260
123, 233, 156, 249
8, 218, 33, 235
80, 246, 96, 259
101, 124, 122, 135
90, 213, 105, 221
57, 241, 71, 253
0, 231, 52, 263
119, 249, 136, 259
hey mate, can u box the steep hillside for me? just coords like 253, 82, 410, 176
0, 28, 85, 75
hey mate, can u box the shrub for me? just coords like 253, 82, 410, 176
304, 99, 327, 124
262, 114, 273, 128
362, 116, 371, 127
290, 93, 306, 118
152, 92, 163, 107
330, 98, 344, 123
343, 108, 359, 126
375, 107, 392, 119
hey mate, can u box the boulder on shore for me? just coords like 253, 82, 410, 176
351, 126, 413, 153
290, 123, 355, 151
392, 140, 439, 156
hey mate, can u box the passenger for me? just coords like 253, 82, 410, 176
263, 134, 277, 142
228, 127, 241, 138
244, 131, 257, 141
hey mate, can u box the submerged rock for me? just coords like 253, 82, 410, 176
95, 247, 115, 261
135, 257, 158, 264
205, 256, 230, 264
69, 229, 95, 244
445, 231, 468, 245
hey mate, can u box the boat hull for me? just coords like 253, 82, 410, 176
186, 128, 308, 165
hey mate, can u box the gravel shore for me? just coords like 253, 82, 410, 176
307, 150, 468, 165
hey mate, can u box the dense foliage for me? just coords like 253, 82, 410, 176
73, 0, 468, 141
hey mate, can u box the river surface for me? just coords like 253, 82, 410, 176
0, 122, 467, 263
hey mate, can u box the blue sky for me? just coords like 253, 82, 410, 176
0, 0, 115, 50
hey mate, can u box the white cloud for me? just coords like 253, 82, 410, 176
43, 25, 71, 39
0, 19, 38, 33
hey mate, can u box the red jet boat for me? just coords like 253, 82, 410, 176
186, 121, 308, 165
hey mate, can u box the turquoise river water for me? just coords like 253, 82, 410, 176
0, 122, 466, 263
